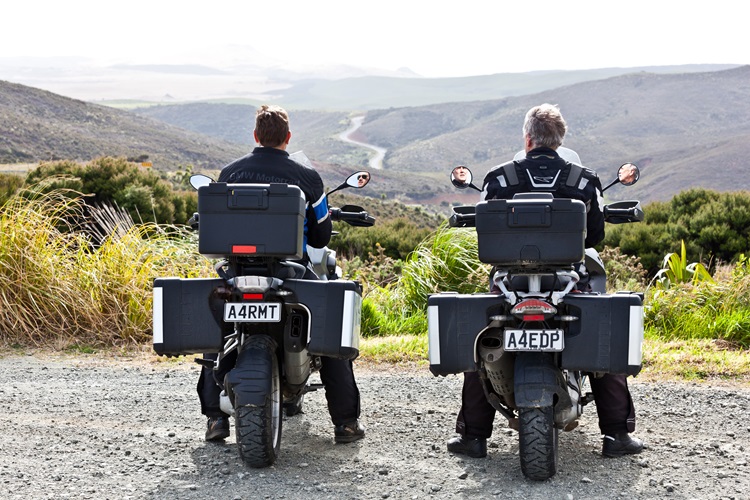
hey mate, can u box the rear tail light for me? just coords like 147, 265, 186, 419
511, 299, 557, 321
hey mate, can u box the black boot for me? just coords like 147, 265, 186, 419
602, 433, 644, 457
447, 436, 487, 458
205, 416, 230, 441
334, 420, 365, 443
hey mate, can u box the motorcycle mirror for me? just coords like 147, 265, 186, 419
348, 171, 371, 189
602, 163, 640, 192
328, 171, 372, 196
189, 174, 214, 190
451, 165, 482, 192
617, 163, 640, 186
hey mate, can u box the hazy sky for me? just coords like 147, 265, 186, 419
4, 0, 747, 78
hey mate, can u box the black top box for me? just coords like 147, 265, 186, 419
475, 195, 586, 267
197, 182, 306, 259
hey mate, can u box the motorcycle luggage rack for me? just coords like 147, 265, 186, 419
493, 269, 580, 306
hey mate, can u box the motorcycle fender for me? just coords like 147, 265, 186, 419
513, 353, 566, 408
225, 343, 275, 407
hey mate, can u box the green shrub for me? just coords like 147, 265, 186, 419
603, 189, 750, 274
0, 173, 24, 206
599, 246, 648, 293
24, 157, 197, 225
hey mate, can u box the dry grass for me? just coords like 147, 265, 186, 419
638, 336, 750, 385
0, 187, 212, 349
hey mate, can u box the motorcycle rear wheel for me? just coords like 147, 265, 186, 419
518, 406, 558, 481
233, 335, 282, 468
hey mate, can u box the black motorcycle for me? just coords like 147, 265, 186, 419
153, 160, 374, 467
430, 163, 644, 480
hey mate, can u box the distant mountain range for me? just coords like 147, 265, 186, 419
1, 55, 737, 110
2, 64, 749, 212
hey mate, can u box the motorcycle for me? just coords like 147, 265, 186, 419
152, 156, 375, 467
430, 162, 644, 480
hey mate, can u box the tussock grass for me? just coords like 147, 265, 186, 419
362, 224, 490, 337
0, 188, 212, 348
646, 267, 750, 347
1, 187, 747, 384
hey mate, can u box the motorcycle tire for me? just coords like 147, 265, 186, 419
518, 406, 558, 481
233, 335, 283, 468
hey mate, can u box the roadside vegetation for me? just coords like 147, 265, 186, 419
1, 158, 749, 383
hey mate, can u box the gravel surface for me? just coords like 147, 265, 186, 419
1, 353, 749, 500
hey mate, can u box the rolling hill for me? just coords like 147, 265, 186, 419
3, 65, 750, 212
357, 65, 750, 204
132, 66, 750, 206
0, 80, 246, 170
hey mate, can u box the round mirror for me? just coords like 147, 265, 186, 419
347, 171, 371, 189
617, 163, 640, 186
451, 165, 472, 188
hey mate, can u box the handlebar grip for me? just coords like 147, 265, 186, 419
449, 212, 476, 227
603, 204, 644, 223
329, 207, 376, 227
604, 207, 633, 217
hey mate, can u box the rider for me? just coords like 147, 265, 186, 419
197, 104, 365, 444
446, 103, 644, 459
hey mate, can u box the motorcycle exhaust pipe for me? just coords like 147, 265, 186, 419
555, 372, 583, 431
219, 390, 235, 417
284, 349, 311, 387
478, 331, 515, 400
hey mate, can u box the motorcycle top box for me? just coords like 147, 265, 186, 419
475, 194, 586, 267
196, 182, 306, 259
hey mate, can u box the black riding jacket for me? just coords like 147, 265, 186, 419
481, 147, 605, 247
218, 147, 332, 249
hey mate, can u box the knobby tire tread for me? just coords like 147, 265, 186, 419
234, 335, 282, 468
518, 406, 558, 481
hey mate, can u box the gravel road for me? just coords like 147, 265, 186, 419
1, 353, 748, 500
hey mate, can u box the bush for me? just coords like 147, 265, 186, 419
24, 157, 197, 225
0, 173, 24, 206
330, 217, 434, 260
599, 246, 648, 292
603, 189, 750, 275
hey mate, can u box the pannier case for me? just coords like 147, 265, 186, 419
153, 277, 226, 356
197, 182, 306, 259
475, 196, 586, 266
284, 279, 362, 360
427, 292, 505, 376
561, 292, 644, 376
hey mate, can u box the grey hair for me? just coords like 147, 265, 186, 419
522, 103, 567, 150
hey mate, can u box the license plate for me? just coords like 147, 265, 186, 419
224, 302, 281, 322
504, 329, 564, 352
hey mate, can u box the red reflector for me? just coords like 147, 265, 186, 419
232, 245, 257, 254
523, 314, 545, 322
243, 293, 264, 300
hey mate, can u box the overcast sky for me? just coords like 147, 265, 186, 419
3, 0, 747, 78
